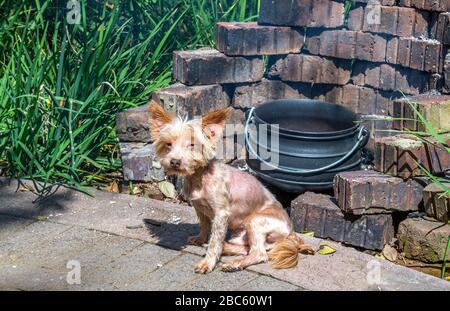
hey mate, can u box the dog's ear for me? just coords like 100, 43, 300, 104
202, 107, 232, 141
149, 101, 173, 137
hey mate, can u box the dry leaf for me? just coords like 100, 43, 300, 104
318, 245, 336, 255
158, 181, 176, 199
375, 253, 386, 260
107, 180, 119, 193
382, 244, 398, 262
303, 231, 315, 237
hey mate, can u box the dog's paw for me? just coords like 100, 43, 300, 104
187, 235, 207, 246
220, 262, 243, 273
194, 260, 215, 274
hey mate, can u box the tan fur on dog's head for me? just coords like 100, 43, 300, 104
149, 101, 231, 176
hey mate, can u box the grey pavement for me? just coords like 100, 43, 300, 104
0, 177, 449, 291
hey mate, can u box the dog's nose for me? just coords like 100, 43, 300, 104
170, 159, 181, 168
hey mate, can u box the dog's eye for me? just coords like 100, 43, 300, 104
166, 143, 172, 148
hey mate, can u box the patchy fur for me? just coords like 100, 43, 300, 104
149, 101, 314, 273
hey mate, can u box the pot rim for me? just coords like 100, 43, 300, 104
253, 99, 361, 137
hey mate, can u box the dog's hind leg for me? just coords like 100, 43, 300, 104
220, 216, 269, 272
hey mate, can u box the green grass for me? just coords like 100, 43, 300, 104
0, 0, 260, 196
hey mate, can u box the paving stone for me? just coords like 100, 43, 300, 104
374, 134, 450, 179
268, 54, 351, 85
216, 22, 304, 56
180, 266, 258, 291
119, 142, 165, 182
355, 0, 395, 4
348, 4, 432, 38
334, 170, 423, 215
173, 49, 264, 85
116, 105, 151, 142
247, 235, 450, 291
423, 182, 450, 223
351, 62, 433, 95
82, 243, 179, 289
398, 218, 450, 263
0, 215, 35, 240
0, 263, 67, 291
16, 227, 109, 271
128, 253, 202, 290
391, 95, 450, 133
291, 192, 395, 250
399, 0, 450, 12
259, 0, 345, 28
0, 221, 70, 265
152, 83, 230, 119
237, 275, 299, 291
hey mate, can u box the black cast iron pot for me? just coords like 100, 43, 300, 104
245, 99, 370, 193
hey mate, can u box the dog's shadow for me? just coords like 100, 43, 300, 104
144, 220, 199, 250
144, 219, 234, 251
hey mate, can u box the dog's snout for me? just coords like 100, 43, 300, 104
170, 159, 181, 168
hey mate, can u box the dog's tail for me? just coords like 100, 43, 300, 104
268, 233, 315, 269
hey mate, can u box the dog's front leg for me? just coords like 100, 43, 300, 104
194, 209, 229, 274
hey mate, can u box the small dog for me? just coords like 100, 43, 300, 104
149, 101, 314, 274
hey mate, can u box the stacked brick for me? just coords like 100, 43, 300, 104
115, 0, 450, 256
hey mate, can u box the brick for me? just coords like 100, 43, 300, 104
152, 83, 229, 119
348, 5, 432, 38
355, 0, 396, 5
259, 0, 345, 28
352, 62, 433, 94
434, 13, 450, 44
391, 95, 450, 133
330, 84, 398, 115
119, 142, 165, 182
360, 115, 396, 153
173, 49, 264, 85
307, 30, 445, 73
398, 218, 450, 263
116, 105, 151, 142
334, 170, 423, 215
374, 134, 450, 179
445, 51, 450, 90
268, 54, 351, 85
399, 0, 450, 12
423, 182, 450, 223
216, 22, 304, 56
291, 192, 395, 250
229, 79, 303, 108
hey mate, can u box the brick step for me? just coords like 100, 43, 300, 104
306, 29, 446, 73
391, 94, 450, 133
291, 192, 395, 250
352, 62, 436, 95
216, 22, 304, 56
374, 134, 450, 179
267, 54, 351, 85
355, 0, 449, 12
399, 0, 450, 12
334, 170, 423, 215
423, 182, 450, 223
173, 49, 264, 85
259, 0, 345, 28
348, 4, 433, 38
398, 218, 450, 263
229, 80, 400, 115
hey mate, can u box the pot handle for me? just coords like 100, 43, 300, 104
244, 107, 370, 175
